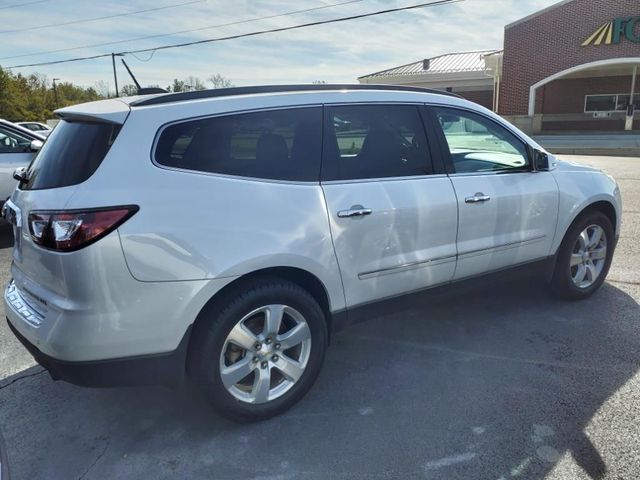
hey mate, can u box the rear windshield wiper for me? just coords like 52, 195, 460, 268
13, 166, 29, 183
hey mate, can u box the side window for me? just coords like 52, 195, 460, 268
433, 107, 530, 174
155, 107, 322, 181
0, 127, 32, 154
322, 104, 432, 181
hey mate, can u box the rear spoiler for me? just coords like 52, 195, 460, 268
55, 98, 131, 125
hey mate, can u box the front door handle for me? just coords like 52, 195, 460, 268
337, 205, 373, 218
465, 193, 491, 204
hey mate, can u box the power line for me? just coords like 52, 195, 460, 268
129, 50, 157, 63
0, 0, 49, 10
0, 0, 206, 34
4, 0, 461, 70
128, 0, 462, 56
1, 0, 365, 61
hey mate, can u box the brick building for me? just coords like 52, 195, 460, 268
358, 0, 639, 133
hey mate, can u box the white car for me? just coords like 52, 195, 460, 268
4, 85, 621, 421
16, 121, 52, 137
0, 120, 44, 207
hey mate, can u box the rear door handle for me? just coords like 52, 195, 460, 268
337, 205, 373, 218
465, 193, 491, 204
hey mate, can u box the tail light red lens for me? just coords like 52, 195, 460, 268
28, 206, 139, 252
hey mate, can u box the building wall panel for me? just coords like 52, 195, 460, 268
501, 0, 640, 115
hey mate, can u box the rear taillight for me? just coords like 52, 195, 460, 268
28, 206, 138, 252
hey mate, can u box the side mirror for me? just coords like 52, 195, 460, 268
533, 150, 555, 171
29, 139, 43, 152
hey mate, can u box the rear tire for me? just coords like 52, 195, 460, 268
188, 277, 327, 422
550, 210, 614, 300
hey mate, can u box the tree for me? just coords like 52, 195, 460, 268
94, 80, 111, 98
24, 73, 49, 121
54, 81, 101, 107
166, 76, 209, 92
208, 73, 233, 89
120, 84, 138, 97
184, 75, 207, 91
0, 69, 28, 120
0, 68, 231, 121
167, 78, 187, 92
0, 67, 101, 121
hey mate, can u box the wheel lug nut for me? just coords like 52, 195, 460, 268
260, 361, 268, 369
275, 343, 281, 350
265, 337, 272, 345
272, 355, 279, 362
252, 356, 259, 363
255, 343, 261, 351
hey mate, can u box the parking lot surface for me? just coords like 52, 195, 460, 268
0, 155, 639, 480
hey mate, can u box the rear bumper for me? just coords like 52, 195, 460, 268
7, 318, 191, 387
4, 239, 232, 361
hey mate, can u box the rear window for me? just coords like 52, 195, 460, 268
154, 107, 322, 182
22, 120, 121, 190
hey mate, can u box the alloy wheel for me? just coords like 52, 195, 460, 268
219, 304, 312, 404
570, 224, 607, 289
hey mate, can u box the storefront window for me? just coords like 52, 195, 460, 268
616, 95, 640, 111
585, 94, 640, 113
585, 95, 616, 112
616, 95, 629, 111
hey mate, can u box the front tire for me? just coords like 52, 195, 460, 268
188, 277, 327, 422
550, 210, 614, 300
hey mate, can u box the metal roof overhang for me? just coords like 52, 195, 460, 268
359, 70, 493, 86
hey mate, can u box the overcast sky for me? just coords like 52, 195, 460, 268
1, 0, 561, 93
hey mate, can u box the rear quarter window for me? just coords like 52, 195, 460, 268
22, 120, 121, 190
154, 107, 322, 182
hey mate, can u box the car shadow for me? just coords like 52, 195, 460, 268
0, 279, 638, 479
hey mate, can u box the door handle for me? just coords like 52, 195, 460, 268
337, 206, 373, 218
465, 193, 491, 204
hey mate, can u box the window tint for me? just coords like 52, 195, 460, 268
322, 105, 432, 181
433, 107, 530, 174
155, 107, 322, 182
22, 120, 121, 190
0, 126, 32, 154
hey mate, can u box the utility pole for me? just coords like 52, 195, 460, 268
52, 78, 60, 109
111, 53, 124, 97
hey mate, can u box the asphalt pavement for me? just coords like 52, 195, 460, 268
0, 155, 638, 480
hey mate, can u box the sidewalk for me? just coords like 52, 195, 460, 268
533, 133, 640, 157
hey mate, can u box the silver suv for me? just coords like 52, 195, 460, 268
4, 85, 621, 421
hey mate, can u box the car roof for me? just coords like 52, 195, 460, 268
129, 84, 462, 107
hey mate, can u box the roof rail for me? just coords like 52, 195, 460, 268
130, 83, 462, 107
